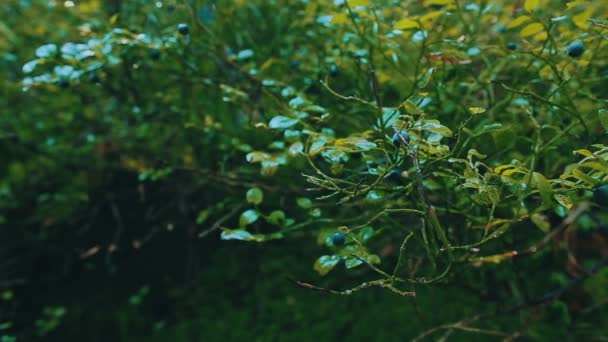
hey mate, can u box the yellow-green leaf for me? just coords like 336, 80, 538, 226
532, 172, 552, 207
349, 0, 370, 6
331, 13, 349, 24
524, 0, 539, 12
507, 15, 531, 29
424, 0, 454, 6
571, 168, 600, 186
566, 0, 584, 8
468, 107, 486, 115
403, 99, 424, 114
554, 194, 573, 209
572, 10, 591, 29
394, 18, 420, 30
520, 23, 544, 38
531, 212, 550, 232
573, 149, 593, 157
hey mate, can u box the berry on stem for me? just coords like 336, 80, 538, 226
392, 131, 411, 148
566, 40, 585, 58
593, 185, 608, 206
177, 23, 189, 35
331, 232, 345, 246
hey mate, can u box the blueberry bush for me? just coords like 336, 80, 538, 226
2, 0, 608, 340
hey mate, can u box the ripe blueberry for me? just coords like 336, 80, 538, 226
149, 49, 161, 61
177, 23, 189, 35
329, 64, 339, 76
392, 131, 411, 148
331, 232, 346, 246
593, 185, 608, 206
57, 79, 69, 88
506, 42, 517, 50
566, 40, 585, 58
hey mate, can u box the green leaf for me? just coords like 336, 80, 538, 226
35, 44, 58, 58
296, 197, 312, 209
532, 172, 552, 207
269, 115, 298, 129
554, 194, 573, 209
22, 60, 38, 74
334, 137, 377, 151
314, 255, 341, 276
520, 23, 544, 38
571, 168, 600, 186
309, 135, 328, 156
344, 256, 363, 269
267, 210, 286, 226
507, 15, 531, 29
222, 229, 253, 241
531, 212, 550, 233
468, 107, 486, 115
239, 209, 259, 227
394, 18, 420, 30
415, 120, 453, 137
359, 226, 374, 242
221, 229, 283, 242
524, 0, 539, 12
403, 100, 424, 114
246, 151, 271, 163
288, 141, 304, 156
246, 187, 263, 205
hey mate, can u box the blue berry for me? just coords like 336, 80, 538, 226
177, 23, 189, 35
331, 232, 346, 246
392, 131, 410, 147
149, 49, 161, 61
567, 40, 585, 58
593, 185, 608, 206
506, 42, 517, 50
329, 64, 339, 76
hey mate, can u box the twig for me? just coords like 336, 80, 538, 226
470, 203, 589, 264
198, 204, 244, 238
414, 252, 608, 340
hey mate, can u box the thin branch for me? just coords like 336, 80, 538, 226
198, 204, 244, 238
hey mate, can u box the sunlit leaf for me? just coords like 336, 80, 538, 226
314, 255, 341, 276
239, 209, 259, 227
334, 137, 377, 151
394, 18, 419, 30
520, 23, 544, 38
554, 194, 573, 209
269, 116, 298, 129
468, 107, 486, 115
246, 151, 271, 163
572, 10, 591, 29
507, 15, 531, 29
331, 13, 349, 24
403, 100, 424, 114
524, 0, 539, 12
221, 229, 254, 241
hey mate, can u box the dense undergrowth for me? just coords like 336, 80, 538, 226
1, 0, 608, 340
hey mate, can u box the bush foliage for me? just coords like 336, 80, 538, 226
2, 0, 608, 340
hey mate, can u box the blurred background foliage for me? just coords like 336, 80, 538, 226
1, 0, 608, 340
